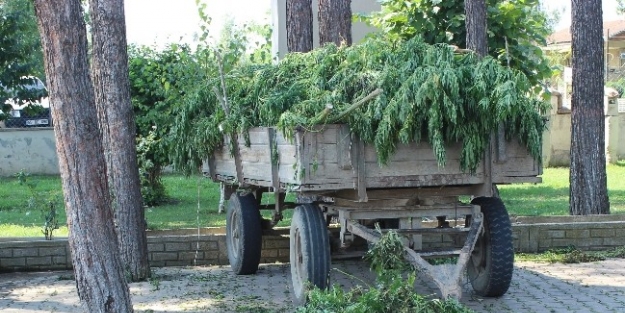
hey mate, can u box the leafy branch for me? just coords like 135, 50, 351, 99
172, 35, 548, 174
300, 228, 474, 313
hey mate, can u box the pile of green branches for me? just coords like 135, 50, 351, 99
172, 35, 548, 174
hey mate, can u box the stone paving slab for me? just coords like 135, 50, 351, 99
1, 258, 625, 312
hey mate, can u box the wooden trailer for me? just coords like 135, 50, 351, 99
203, 124, 541, 302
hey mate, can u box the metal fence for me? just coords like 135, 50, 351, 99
3, 108, 52, 128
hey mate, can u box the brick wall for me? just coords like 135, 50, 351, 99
513, 221, 625, 253
0, 230, 292, 272
2, 220, 625, 272
0, 240, 71, 271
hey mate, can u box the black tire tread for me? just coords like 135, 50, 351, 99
227, 193, 262, 275
290, 204, 330, 304
469, 196, 514, 297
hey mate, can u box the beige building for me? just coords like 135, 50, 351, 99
547, 19, 625, 81
270, 0, 380, 58
543, 91, 625, 167
542, 20, 625, 166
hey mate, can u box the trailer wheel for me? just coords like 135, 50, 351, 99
226, 193, 262, 275
468, 197, 513, 297
290, 204, 330, 305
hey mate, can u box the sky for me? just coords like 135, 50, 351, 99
544, 0, 621, 32
124, 0, 271, 47
124, 0, 623, 47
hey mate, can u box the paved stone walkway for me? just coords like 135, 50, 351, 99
1, 258, 625, 312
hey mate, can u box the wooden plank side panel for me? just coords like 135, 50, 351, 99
245, 127, 271, 145
238, 129, 273, 181
364, 142, 444, 163
361, 140, 488, 189
245, 127, 298, 146
209, 125, 541, 190
293, 178, 355, 192
238, 145, 271, 164
211, 147, 237, 178
308, 124, 341, 144
240, 161, 272, 179
493, 139, 541, 183
299, 143, 349, 179
294, 174, 485, 192
275, 143, 299, 184
245, 127, 297, 146
365, 173, 485, 189
212, 128, 303, 184
364, 142, 485, 178
494, 156, 538, 173
294, 129, 356, 186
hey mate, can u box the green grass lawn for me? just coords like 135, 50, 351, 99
499, 162, 625, 216
0, 175, 225, 237
1, 162, 624, 238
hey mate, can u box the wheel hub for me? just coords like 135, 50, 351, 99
229, 211, 240, 259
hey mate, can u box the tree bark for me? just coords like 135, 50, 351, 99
465, 0, 488, 57
570, 0, 610, 215
318, 0, 352, 46
89, 0, 150, 281
287, 0, 313, 52
32, 1, 134, 312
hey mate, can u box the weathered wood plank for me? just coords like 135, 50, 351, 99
336, 124, 353, 170
355, 139, 367, 201
328, 185, 484, 200
236, 127, 295, 146
494, 176, 542, 184
364, 159, 484, 178
364, 144, 449, 163
492, 138, 541, 180
212, 160, 237, 177
364, 174, 485, 189
209, 125, 539, 191
302, 125, 341, 144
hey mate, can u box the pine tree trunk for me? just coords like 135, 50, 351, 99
318, 0, 352, 46
465, 0, 487, 57
570, 0, 610, 215
287, 0, 313, 52
32, 1, 134, 312
89, 0, 150, 281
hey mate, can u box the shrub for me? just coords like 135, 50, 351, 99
136, 130, 167, 206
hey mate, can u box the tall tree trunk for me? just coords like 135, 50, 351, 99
465, 0, 487, 57
89, 0, 150, 281
570, 0, 610, 215
465, 0, 499, 196
32, 1, 134, 312
287, 0, 313, 52
318, 0, 352, 46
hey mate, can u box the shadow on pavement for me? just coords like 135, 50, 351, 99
2, 259, 625, 312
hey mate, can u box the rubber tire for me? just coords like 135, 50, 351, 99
290, 204, 331, 305
467, 197, 514, 297
226, 193, 262, 275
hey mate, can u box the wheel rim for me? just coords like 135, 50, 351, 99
293, 227, 305, 295
229, 210, 240, 260
469, 225, 489, 279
